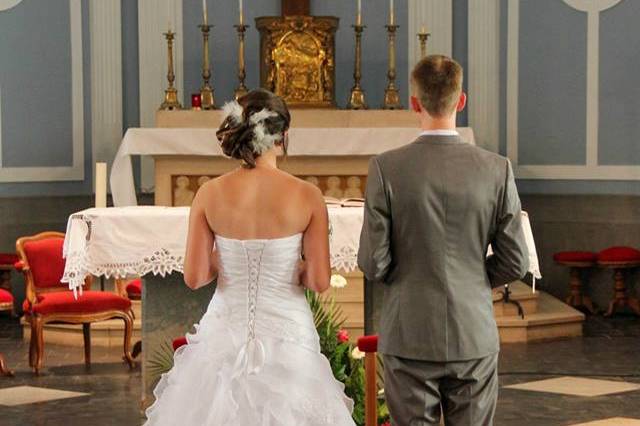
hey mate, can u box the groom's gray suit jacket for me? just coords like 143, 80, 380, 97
358, 134, 529, 362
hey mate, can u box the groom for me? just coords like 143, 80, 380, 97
358, 55, 529, 426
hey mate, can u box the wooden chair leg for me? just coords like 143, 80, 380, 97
122, 312, 135, 369
82, 323, 91, 369
364, 352, 377, 426
28, 318, 36, 368
131, 340, 142, 359
33, 315, 44, 375
0, 353, 14, 377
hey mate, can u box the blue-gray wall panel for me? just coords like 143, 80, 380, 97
518, 0, 587, 166
0, 0, 93, 197
598, 1, 640, 166
0, 0, 74, 167
122, 0, 141, 189
453, 0, 468, 127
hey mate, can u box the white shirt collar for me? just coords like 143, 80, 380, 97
419, 129, 459, 137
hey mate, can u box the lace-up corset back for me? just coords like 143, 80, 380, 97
212, 233, 318, 352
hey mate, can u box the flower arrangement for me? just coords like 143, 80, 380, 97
306, 273, 390, 426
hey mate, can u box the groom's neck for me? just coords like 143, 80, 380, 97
420, 114, 457, 132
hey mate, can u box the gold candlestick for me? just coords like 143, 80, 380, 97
160, 30, 182, 110
383, 24, 402, 110
347, 25, 367, 110
234, 24, 249, 100
199, 24, 216, 109
418, 31, 431, 58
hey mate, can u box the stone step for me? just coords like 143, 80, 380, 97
497, 290, 585, 343
493, 281, 539, 317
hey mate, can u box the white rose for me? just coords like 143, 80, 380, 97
330, 274, 347, 288
351, 346, 365, 360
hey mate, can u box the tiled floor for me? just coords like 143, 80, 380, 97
0, 314, 639, 426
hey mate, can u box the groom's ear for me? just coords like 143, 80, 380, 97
410, 96, 422, 114
456, 92, 467, 112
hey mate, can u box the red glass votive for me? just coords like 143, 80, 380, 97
191, 93, 202, 110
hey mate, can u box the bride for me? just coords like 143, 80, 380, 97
144, 89, 355, 425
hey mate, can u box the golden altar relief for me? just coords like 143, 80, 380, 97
256, 16, 339, 108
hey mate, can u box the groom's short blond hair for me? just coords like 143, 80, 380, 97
411, 55, 463, 118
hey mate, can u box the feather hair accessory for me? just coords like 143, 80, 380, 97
249, 108, 282, 154
221, 100, 244, 124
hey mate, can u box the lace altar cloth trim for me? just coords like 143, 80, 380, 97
61, 206, 541, 296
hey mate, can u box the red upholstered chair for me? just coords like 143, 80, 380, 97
597, 246, 640, 317
16, 232, 135, 374
0, 287, 15, 377
357, 335, 379, 426
553, 251, 597, 314
0, 288, 13, 316
0, 253, 19, 315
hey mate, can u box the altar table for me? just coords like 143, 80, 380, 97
60, 205, 540, 407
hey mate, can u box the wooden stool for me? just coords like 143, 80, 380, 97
597, 246, 640, 317
357, 335, 379, 426
553, 251, 597, 314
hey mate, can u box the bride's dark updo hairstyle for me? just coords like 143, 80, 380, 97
216, 89, 291, 168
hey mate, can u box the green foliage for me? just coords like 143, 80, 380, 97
147, 340, 175, 380
305, 289, 389, 426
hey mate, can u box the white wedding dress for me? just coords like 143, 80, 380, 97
144, 233, 355, 425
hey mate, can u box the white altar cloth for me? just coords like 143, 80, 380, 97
110, 127, 475, 207
61, 206, 540, 296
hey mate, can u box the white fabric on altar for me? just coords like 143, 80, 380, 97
61, 206, 540, 296
110, 127, 475, 207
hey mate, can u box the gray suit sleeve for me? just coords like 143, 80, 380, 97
358, 157, 392, 282
486, 159, 529, 288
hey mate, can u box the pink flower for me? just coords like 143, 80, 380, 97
337, 329, 349, 343
379, 422, 391, 426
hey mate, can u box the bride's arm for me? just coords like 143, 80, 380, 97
300, 186, 331, 293
184, 188, 218, 290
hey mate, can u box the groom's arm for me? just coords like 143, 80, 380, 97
358, 157, 392, 283
486, 159, 529, 288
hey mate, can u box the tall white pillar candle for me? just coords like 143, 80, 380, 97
95, 162, 107, 208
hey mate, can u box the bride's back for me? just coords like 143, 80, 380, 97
200, 166, 315, 240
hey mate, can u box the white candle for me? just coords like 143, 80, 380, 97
389, 0, 394, 25
95, 162, 107, 208
167, 0, 172, 32
239, 0, 243, 25
421, 24, 427, 34
202, 0, 208, 25
356, 0, 362, 26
